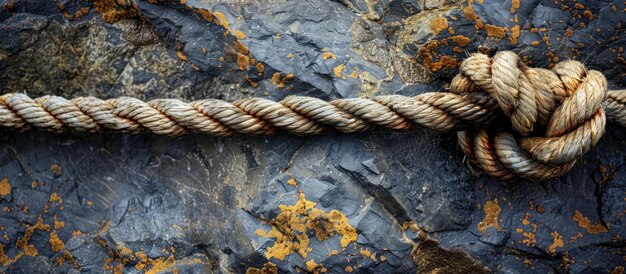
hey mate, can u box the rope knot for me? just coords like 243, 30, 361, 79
452, 51, 608, 181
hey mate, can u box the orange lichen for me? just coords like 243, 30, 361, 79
256, 63, 265, 75
144, 256, 176, 274
0, 178, 11, 196
17, 215, 51, 257
246, 262, 278, 274
237, 53, 250, 70
0, 244, 19, 266
306, 259, 318, 271
609, 266, 624, 274
50, 163, 62, 177
93, 0, 137, 23
213, 12, 231, 32
478, 198, 502, 233
359, 248, 371, 258
565, 29, 574, 37
349, 68, 359, 79
430, 17, 449, 35
234, 30, 247, 39
194, 8, 214, 22
485, 24, 507, 38
463, 1, 484, 29
255, 190, 357, 261
509, 25, 520, 44
176, 51, 188, 61
50, 192, 63, 204
49, 231, 65, 253
345, 266, 354, 272
448, 35, 471, 46
31, 180, 38, 189
572, 210, 609, 234
531, 41, 540, 46
271, 73, 294, 88
511, 0, 520, 13
54, 215, 65, 230
536, 205, 544, 214
548, 231, 564, 254
333, 64, 346, 78
245, 76, 258, 88
583, 10, 593, 20
322, 52, 337, 60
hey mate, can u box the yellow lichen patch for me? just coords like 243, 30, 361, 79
430, 17, 449, 35
17, 215, 51, 257
0, 244, 20, 266
50, 192, 63, 204
0, 178, 11, 196
477, 198, 502, 233
246, 262, 278, 274
349, 68, 359, 79
213, 12, 231, 32
144, 256, 176, 274
359, 248, 377, 261
256, 191, 358, 261
287, 179, 297, 186
54, 215, 65, 230
234, 30, 247, 39
176, 51, 188, 61
521, 213, 531, 225
548, 231, 564, 254
49, 231, 65, 253
306, 259, 318, 271
485, 24, 507, 38
345, 266, 354, 272
511, 0, 520, 13
509, 25, 520, 44
333, 64, 346, 78
31, 180, 38, 189
271, 73, 294, 88
93, 0, 137, 24
572, 210, 609, 234
322, 52, 337, 60
359, 248, 371, 258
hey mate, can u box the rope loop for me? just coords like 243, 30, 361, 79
452, 51, 608, 181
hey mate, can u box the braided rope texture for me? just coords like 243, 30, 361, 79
0, 51, 624, 181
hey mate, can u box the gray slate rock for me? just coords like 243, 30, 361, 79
0, 0, 624, 273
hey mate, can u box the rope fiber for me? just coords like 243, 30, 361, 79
1, 51, 625, 182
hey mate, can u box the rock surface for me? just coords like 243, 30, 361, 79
0, 0, 624, 273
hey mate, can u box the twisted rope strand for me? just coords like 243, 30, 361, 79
0, 92, 501, 136
1, 51, 625, 182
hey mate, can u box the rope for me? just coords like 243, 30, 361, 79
1, 51, 625, 182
